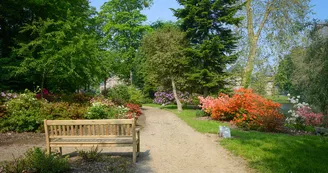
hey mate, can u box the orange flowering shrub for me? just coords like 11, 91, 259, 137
199, 88, 284, 131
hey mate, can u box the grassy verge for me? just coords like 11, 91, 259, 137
266, 95, 289, 103
147, 104, 328, 173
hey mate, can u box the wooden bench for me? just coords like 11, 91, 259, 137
44, 118, 140, 163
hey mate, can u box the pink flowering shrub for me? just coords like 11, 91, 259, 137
198, 96, 217, 114
286, 95, 325, 129
296, 106, 323, 126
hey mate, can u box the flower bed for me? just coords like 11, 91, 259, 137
0, 89, 143, 132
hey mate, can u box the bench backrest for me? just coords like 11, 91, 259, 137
44, 119, 136, 139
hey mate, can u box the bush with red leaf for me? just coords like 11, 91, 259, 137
199, 88, 284, 131
126, 103, 142, 119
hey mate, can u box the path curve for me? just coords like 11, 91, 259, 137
135, 106, 251, 173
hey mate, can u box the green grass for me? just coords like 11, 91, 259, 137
266, 95, 289, 103
147, 104, 328, 173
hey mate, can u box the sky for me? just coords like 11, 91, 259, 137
90, 0, 328, 23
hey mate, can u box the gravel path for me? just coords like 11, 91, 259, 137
0, 106, 252, 173
135, 106, 252, 173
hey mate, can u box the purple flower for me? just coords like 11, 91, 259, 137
1, 92, 5, 97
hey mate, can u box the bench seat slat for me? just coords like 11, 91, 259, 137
51, 138, 136, 144
47, 119, 133, 125
49, 135, 133, 138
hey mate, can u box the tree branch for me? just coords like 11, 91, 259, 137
255, 0, 276, 39
246, 0, 255, 39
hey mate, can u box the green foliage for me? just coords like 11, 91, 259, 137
0, 0, 93, 91
14, 11, 102, 92
106, 85, 131, 105
0, 90, 47, 132
0, 155, 26, 173
41, 102, 88, 120
60, 93, 92, 104
99, 0, 153, 81
173, 0, 243, 95
276, 24, 328, 114
85, 103, 113, 119
0, 90, 92, 132
105, 85, 144, 105
24, 148, 70, 173
1, 148, 69, 173
127, 86, 144, 105
141, 24, 189, 89
77, 146, 102, 162
195, 110, 207, 117
275, 48, 301, 94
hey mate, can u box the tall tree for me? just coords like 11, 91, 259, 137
173, 0, 243, 95
0, 0, 93, 91
141, 25, 189, 111
241, 0, 311, 88
99, 0, 152, 84
14, 9, 102, 93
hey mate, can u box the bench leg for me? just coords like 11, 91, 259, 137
46, 146, 51, 155
137, 142, 140, 153
133, 143, 137, 163
137, 132, 140, 153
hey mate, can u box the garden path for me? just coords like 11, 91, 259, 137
135, 106, 252, 173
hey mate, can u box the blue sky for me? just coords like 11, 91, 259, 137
90, 0, 328, 23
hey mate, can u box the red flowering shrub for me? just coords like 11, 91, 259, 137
199, 88, 284, 131
126, 103, 142, 119
41, 102, 88, 120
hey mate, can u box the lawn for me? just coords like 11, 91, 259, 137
146, 104, 328, 173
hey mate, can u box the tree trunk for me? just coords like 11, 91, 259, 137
203, 87, 209, 97
104, 77, 107, 91
242, 39, 257, 88
130, 70, 133, 85
242, 0, 275, 88
171, 78, 182, 111
41, 68, 46, 99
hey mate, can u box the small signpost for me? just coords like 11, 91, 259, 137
219, 126, 231, 138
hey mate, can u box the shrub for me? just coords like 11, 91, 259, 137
126, 103, 142, 118
199, 88, 284, 131
105, 85, 144, 106
105, 85, 130, 105
0, 91, 18, 102
195, 110, 207, 117
127, 86, 144, 105
0, 155, 26, 173
0, 90, 49, 132
24, 147, 70, 173
60, 93, 92, 104
286, 95, 324, 130
85, 102, 111, 119
153, 90, 192, 105
90, 97, 114, 107
1, 148, 69, 173
77, 146, 102, 162
41, 102, 88, 120
115, 105, 130, 119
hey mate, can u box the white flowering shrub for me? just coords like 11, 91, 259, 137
286, 94, 324, 130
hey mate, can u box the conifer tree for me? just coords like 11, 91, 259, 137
173, 0, 243, 95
